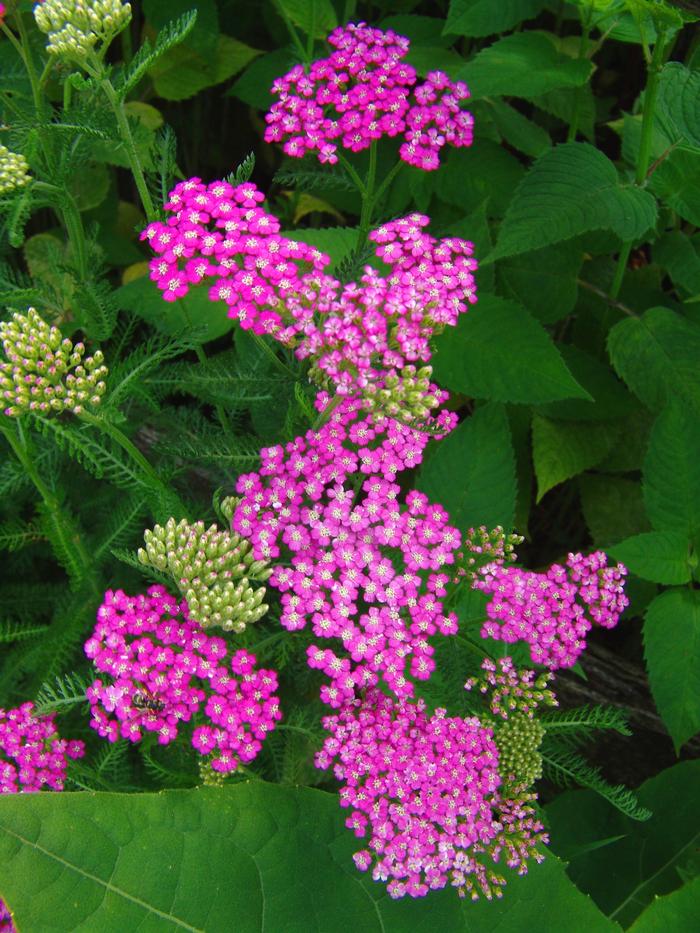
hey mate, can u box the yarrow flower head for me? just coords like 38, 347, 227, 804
316, 689, 546, 900
137, 516, 270, 632
0, 702, 84, 793
0, 145, 30, 195
85, 587, 282, 774
0, 308, 107, 416
34, 0, 132, 60
264, 22, 473, 171
233, 394, 460, 702
473, 551, 628, 669
0, 898, 14, 933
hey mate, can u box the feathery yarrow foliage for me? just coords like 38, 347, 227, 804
34, 0, 132, 60
137, 516, 270, 632
0, 145, 30, 196
0, 308, 107, 416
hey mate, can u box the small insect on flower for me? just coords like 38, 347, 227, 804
132, 689, 166, 713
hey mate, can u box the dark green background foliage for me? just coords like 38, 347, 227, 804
1, 0, 699, 930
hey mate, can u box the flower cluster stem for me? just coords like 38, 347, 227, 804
610, 32, 671, 300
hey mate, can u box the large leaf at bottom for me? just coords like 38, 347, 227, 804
629, 876, 700, 932
0, 782, 616, 932
417, 402, 516, 531
546, 760, 700, 928
644, 588, 700, 752
489, 143, 657, 261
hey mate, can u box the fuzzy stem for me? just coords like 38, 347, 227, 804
357, 143, 378, 249
99, 75, 157, 221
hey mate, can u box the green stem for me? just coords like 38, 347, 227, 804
610, 33, 671, 301
0, 420, 94, 582
311, 392, 344, 430
372, 159, 404, 210
275, 2, 308, 64
99, 74, 157, 221
357, 143, 378, 249
4, 15, 55, 172
33, 182, 89, 281
567, 19, 591, 142
250, 332, 298, 379
336, 152, 366, 195
78, 410, 186, 517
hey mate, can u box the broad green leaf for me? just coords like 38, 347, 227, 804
649, 147, 700, 227
285, 227, 358, 271
274, 0, 338, 38
228, 49, 297, 110
436, 140, 524, 217
68, 162, 110, 211
630, 876, 700, 932
534, 85, 596, 141
608, 308, 700, 415
497, 241, 582, 323
579, 475, 650, 545
546, 760, 700, 927
643, 402, 700, 536
405, 46, 466, 79
458, 32, 593, 100
488, 99, 552, 158
431, 294, 590, 403
380, 14, 455, 46
538, 345, 637, 422
444, 0, 546, 38
114, 276, 234, 342
656, 62, 700, 148
444, 201, 494, 291
0, 782, 616, 932
644, 589, 700, 751
150, 35, 261, 101
653, 231, 700, 296
598, 408, 654, 473
532, 416, 621, 501
417, 402, 517, 531
609, 531, 692, 585
490, 143, 657, 261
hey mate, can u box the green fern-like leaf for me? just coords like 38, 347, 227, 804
117, 10, 198, 99
273, 166, 356, 193
73, 279, 119, 341
541, 705, 633, 746
34, 671, 90, 715
31, 416, 152, 490
541, 742, 651, 821
225, 152, 256, 186
0, 620, 49, 644
111, 547, 172, 587
93, 494, 149, 562
0, 519, 43, 552
106, 333, 193, 408
37, 500, 90, 586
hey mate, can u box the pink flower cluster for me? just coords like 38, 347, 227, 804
315, 689, 500, 898
140, 177, 329, 318
474, 551, 628, 670
0, 899, 13, 933
143, 181, 477, 423
85, 586, 281, 773
0, 703, 84, 793
264, 22, 473, 171
233, 394, 460, 702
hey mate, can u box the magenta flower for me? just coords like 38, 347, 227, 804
85, 587, 281, 774
0, 703, 84, 793
473, 551, 628, 669
264, 23, 473, 171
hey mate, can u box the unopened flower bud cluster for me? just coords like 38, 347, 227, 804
494, 714, 546, 786
361, 364, 441, 424
138, 517, 270, 632
0, 308, 107, 416
455, 525, 524, 582
34, 0, 132, 59
465, 657, 557, 721
0, 145, 30, 196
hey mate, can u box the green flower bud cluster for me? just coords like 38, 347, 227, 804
363, 365, 440, 425
0, 308, 107, 417
465, 657, 557, 721
455, 526, 524, 582
138, 517, 271, 633
34, 0, 132, 60
494, 714, 545, 786
0, 145, 31, 195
